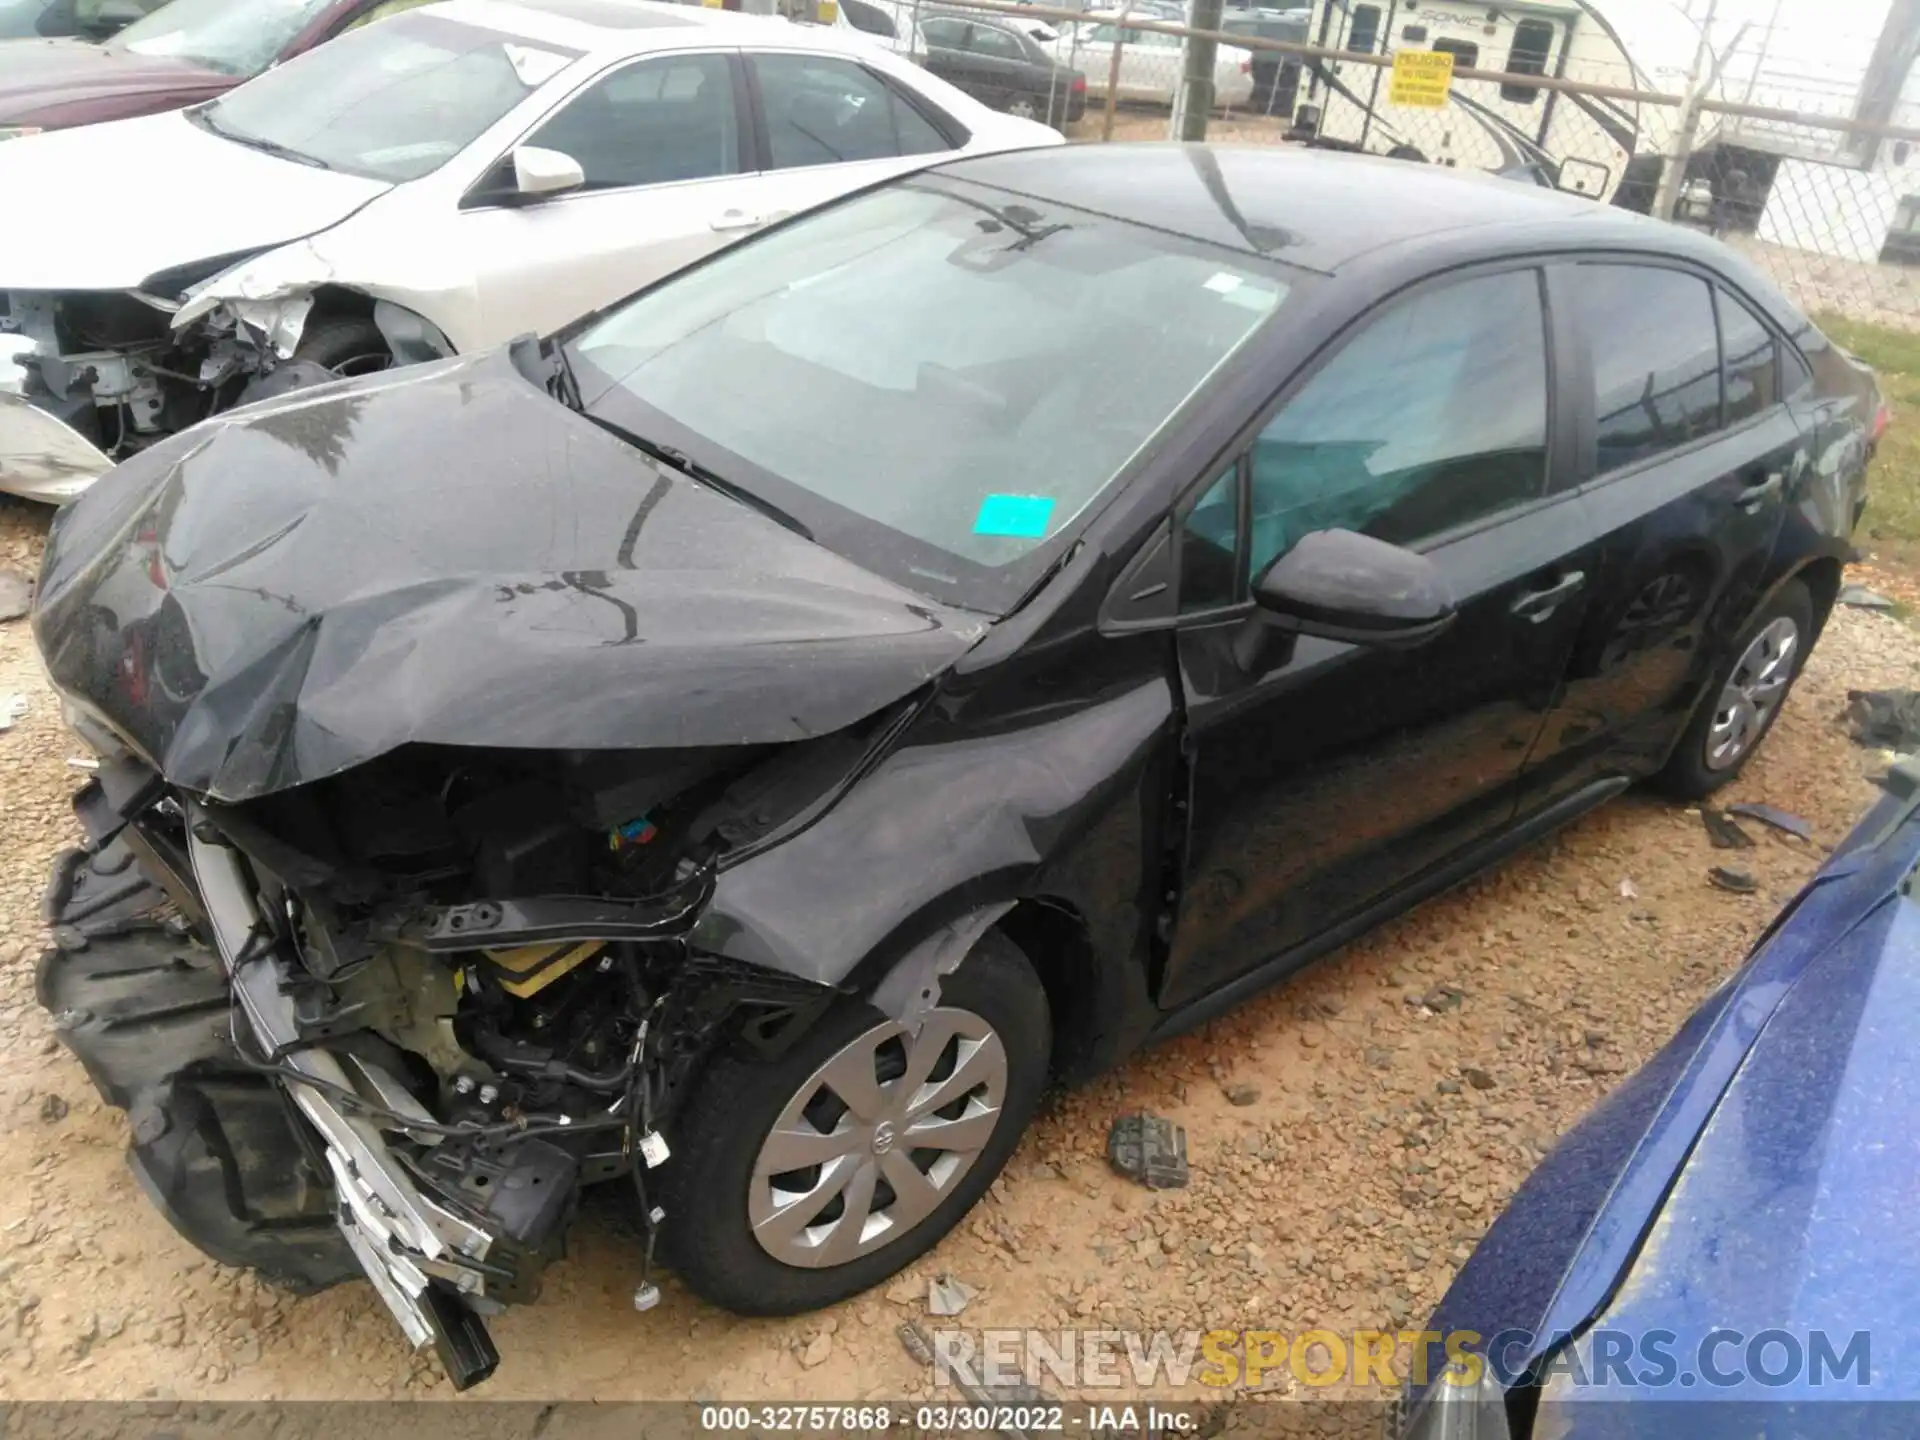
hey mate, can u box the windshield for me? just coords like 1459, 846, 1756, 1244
111, 0, 335, 75
193, 14, 576, 181
570, 179, 1293, 613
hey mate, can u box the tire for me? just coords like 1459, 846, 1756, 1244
660, 930, 1050, 1315
292, 316, 392, 378
1653, 578, 1814, 800
1007, 97, 1040, 121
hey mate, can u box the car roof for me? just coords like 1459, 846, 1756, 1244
427, 0, 879, 55
934, 143, 1723, 277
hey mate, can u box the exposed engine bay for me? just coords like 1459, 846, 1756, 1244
42, 735, 865, 1388
1, 281, 372, 480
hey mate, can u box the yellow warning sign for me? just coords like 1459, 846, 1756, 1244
1389, 50, 1456, 108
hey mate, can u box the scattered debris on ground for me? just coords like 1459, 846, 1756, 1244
1708, 866, 1761, 894
1726, 802, 1816, 844
1106, 1114, 1190, 1190
927, 1274, 978, 1318
1700, 809, 1755, 849
0, 695, 25, 732
0, 568, 29, 623
1617, 878, 1640, 898
1839, 582, 1897, 611
1845, 689, 1920, 751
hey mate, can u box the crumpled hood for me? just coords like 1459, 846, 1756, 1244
0, 108, 390, 290
0, 37, 227, 121
32, 346, 991, 802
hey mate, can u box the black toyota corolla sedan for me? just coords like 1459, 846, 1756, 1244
31, 144, 1879, 1387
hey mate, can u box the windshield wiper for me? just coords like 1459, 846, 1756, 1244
580, 413, 814, 543
187, 106, 331, 170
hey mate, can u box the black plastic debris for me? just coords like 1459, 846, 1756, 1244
1727, 802, 1815, 843
1838, 583, 1897, 611
1107, 1113, 1189, 1190
1701, 808, 1755, 849
1845, 690, 1920, 752
1709, 866, 1760, 895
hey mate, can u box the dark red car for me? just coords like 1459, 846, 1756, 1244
0, 0, 423, 135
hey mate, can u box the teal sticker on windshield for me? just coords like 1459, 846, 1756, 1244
973, 494, 1055, 539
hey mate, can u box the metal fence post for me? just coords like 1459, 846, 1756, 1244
1102, 9, 1127, 142
1174, 0, 1223, 141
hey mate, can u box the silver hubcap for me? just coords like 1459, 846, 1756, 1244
1707, 616, 1800, 771
749, 1008, 1007, 1268
1010, 100, 1038, 119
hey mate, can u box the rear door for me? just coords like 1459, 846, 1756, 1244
915, 15, 980, 98
1161, 263, 1599, 1008
1519, 261, 1802, 807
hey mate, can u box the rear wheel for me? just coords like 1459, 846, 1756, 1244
661, 930, 1050, 1314
1007, 97, 1040, 120
1654, 579, 1813, 799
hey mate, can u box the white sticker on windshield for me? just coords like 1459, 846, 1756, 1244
1203, 272, 1244, 295
1220, 285, 1281, 314
504, 43, 571, 86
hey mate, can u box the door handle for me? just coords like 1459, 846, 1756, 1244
1738, 472, 1784, 513
709, 209, 764, 232
1511, 570, 1587, 622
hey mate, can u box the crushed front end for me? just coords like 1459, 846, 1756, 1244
40, 741, 843, 1387
0, 283, 309, 503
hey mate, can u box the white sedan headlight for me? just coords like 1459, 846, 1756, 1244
0, 125, 45, 142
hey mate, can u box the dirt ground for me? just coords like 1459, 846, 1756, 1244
1, 493, 1918, 1403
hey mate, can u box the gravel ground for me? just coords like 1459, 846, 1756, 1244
1, 492, 1917, 1403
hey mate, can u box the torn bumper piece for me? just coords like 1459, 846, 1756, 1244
0, 387, 112, 504
188, 817, 504, 1388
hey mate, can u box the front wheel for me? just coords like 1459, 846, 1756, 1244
660, 930, 1050, 1314
1654, 579, 1814, 799
293, 316, 393, 378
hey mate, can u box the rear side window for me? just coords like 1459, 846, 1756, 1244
752, 53, 951, 168
1239, 268, 1549, 575
970, 24, 1026, 60
1432, 38, 1478, 67
1576, 265, 1722, 474
1503, 18, 1554, 101
919, 15, 967, 47
1718, 289, 1780, 425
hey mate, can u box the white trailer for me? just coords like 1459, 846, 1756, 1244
1294, 0, 1707, 206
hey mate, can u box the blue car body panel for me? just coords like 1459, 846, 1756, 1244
1423, 767, 1920, 1430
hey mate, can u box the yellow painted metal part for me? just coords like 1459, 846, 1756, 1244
482, 940, 604, 999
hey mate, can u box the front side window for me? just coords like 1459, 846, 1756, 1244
1346, 3, 1381, 53
1503, 18, 1554, 102
192, 13, 573, 181
571, 179, 1296, 613
1241, 269, 1549, 579
527, 53, 738, 190
752, 53, 950, 169
1719, 289, 1780, 425
1180, 467, 1241, 613
110, 0, 335, 75
1432, 37, 1478, 67
1575, 265, 1723, 474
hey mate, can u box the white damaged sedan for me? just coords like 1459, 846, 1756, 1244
0, 0, 1060, 501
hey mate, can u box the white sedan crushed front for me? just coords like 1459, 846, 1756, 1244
0, 0, 1060, 501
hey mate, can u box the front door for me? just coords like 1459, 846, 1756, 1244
1162, 265, 1597, 1008
1522, 262, 1801, 804
460, 50, 764, 343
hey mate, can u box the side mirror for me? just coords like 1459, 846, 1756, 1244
511, 145, 585, 199
1251, 528, 1455, 649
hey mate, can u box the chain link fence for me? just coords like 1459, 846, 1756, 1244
834, 0, 1920, 337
